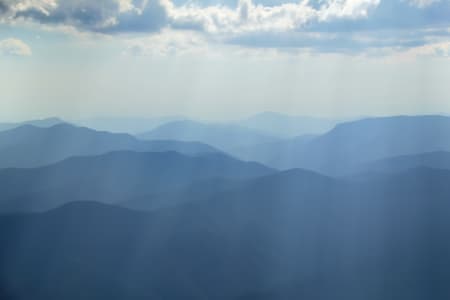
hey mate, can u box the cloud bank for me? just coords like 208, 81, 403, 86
1, 0, 449, 55
0, 0, 382, 34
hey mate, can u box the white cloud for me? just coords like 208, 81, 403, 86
121, 29, 297, 58
166, 0, 380, 34
318, 0, 380, 20
407, 0, 441, 8
405, 41, 450, 57
4, 0, 449, 57
1, 0, 381, 34
0, 38, 32, 56
123, 29, 210, 56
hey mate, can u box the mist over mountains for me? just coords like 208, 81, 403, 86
138, 119, 281, 154
0, 151, 273, 213
0, 117, 64, 132
0, 123, 217, 168
75, 116, 185, 134
232, 115, 450, 174
1, 113, 450, 299
239, 112, 337, 137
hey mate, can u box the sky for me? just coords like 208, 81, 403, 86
1, 0, 450, 122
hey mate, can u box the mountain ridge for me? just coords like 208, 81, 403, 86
0, 123, 219, 168
139, 119, 281, 154
0, 150, 274, 213
2, 166, 450, 299
243, 115, 450, 174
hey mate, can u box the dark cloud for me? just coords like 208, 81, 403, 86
0, 1, 9, 14
12, 0, 168, 33
2, 0, 450, 55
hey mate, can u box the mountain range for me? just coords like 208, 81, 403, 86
75, 116, 185, 134
1, 166, 450, 299
76, 112, 336, 138
0, 117, 64, 132
138, 120, 281, 154
0, 123, 218, 168
237, 115, 450, 174
1, 114, 450, 299
0, 150, 273, 213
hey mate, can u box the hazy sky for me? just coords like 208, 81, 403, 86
1, 0, 450, 121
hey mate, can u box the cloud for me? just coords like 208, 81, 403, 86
317, 0, 380, 20
226, 30, 429, 53
1, 0, 381, 34
1, 0, 450, 56
407, 0, 441, 8
403, 41, 450, 58
167, 0, 381, 34
0, 38, 32, 56
0, 1, 9, 14
2, 0, 168, 32
123, 29, 210, 56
